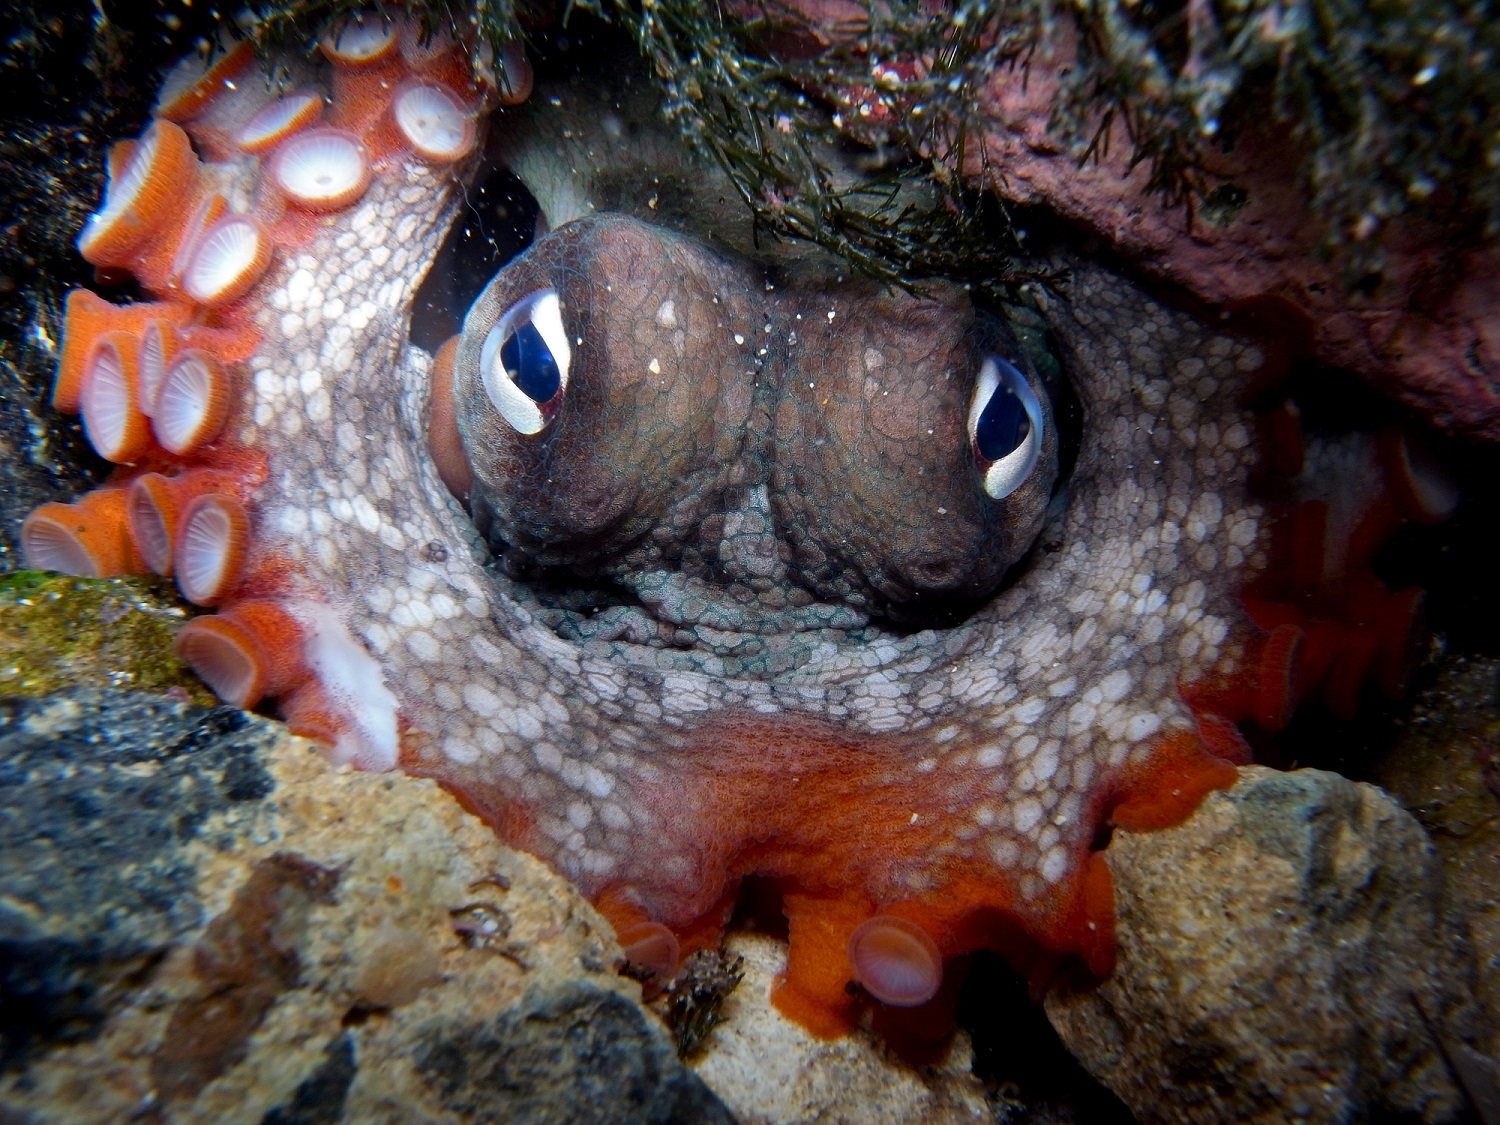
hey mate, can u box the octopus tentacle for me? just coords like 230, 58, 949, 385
25, 12, 505, 768
21, 9, 1442, 1042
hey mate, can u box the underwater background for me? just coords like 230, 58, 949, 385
0, 2, 1497, 1122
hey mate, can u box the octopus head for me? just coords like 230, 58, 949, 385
447, 213, 1059, 631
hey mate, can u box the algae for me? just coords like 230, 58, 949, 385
596, 0, 1040, 299
623, 0, 1496, 274
0, 572, 215, 703
236, 0, 527, 63
660, 948, 745, 1059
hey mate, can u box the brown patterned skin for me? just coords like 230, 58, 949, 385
456, 215, 1058, 629
769, 278, 1057, 618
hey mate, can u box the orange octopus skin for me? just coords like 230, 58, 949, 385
23, 9, 1436, 1039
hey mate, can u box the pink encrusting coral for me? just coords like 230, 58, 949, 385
724, 2, 1499, 443
22, 5, 1447, 1043
965, 38, 1500, 442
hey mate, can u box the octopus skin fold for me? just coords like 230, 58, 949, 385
22, 8, 1445, 1041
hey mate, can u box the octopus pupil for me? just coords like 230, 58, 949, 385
976, 379, 1031, 462
500, 320, 561, 403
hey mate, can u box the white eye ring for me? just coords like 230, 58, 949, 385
479, 288, 571, 434
967, 355, 1044, 500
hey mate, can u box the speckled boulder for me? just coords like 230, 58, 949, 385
0, 689, 732, 1125
1045, 765, 1485, 1125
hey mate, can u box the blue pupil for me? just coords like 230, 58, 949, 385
975, 365, 1031, 462
500, 320, 561, 403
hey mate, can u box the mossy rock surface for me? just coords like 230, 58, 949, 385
0, 571, 213, 703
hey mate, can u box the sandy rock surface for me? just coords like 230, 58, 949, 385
1046, 765, 1489, 1125
7, 689, 1496, 1125
0, 687, 1075, 1125
690, 932, 993, 1125
0, 688, 732, 1125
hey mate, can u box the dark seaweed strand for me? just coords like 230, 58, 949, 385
588, 0, 1498, 288
594, 0, 1045, 299
1057, 0, 1500, 272
226, 1, 529, 75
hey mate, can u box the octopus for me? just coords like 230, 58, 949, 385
19, 8, 1454, 1041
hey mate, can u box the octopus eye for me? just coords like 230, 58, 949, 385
479, 288, 571, 434
968, 355, 1044, 500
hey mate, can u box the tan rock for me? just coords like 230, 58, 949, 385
0, 689, 731, 1124
1045, 765, 1486, 1125
16, 693, 1489, 1125
1, 689, 1014, 1125
690, 932, 992, 1125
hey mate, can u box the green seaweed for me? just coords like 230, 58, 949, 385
1054, 0, 1500, 265
592, 0, 1044, 298
0, 572, 215, 702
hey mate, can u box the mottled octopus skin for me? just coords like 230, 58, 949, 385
26, 15, 1431, 1040
454, 215, 1059, 628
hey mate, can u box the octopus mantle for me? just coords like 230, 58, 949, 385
22, 15, 1436, 1038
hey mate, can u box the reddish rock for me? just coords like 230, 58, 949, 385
755, 7, 1500, 439
965, 27, 1500, 441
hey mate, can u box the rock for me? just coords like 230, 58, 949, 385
1045, 765, 1487, 1124
959, 31, 1499, 442
744, 3, 1500, 442
689, 932, 993, 1125
16, 690, 1485, 1124
0, 688, 732, 1125
1371, 656, 1500, 1058
410, 982, 733, 1125
0, 573, 213, 702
